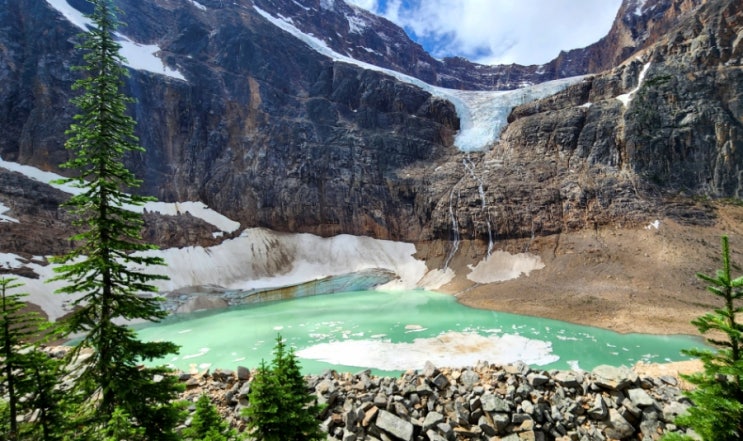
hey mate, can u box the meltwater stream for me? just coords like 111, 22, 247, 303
134, 290, 702, 376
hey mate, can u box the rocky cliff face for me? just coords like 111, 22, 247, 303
427, 0, 743, 245
2, 0, 460, 241
0, 0, 741, 256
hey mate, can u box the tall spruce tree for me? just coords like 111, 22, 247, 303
664, 235, 743, 440
51, 0, 182, 438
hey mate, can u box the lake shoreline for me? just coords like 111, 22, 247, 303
416, 212, 743, 337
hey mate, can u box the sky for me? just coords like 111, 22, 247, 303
346, 0, 623, 66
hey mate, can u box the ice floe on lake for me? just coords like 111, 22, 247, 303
296, 331, 560, 371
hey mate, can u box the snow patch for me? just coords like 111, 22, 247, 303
115, 35, 186, 81
645, 219, 661, 230
135, 228, 428, 293
634, 0, 648, 16
3, 228, 427, 320
0, 254, 75, 321
292, 0, 311, 11
416, 268, 455, 290
0, 156, 84, 195
466, 251, 544, 284
46, 0, 89, 29
0, 156, 239, 234
297, 331, 559, 371
143, 201, 240, 234
253, 6, 583, 152
45, 0, 186, 81
320, 0, 335, 10
0, 253, 25, 269
0, 202, 18, 223
346, 13, 368, 34
361, 47, 383, 56
187, 0, 207, 11
617, 61, 651, 106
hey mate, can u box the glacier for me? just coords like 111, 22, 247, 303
254, 6, 586, 152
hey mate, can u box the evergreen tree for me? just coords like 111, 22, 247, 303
272, 337, 324, 440
102, 407, 146, 441
50, 0, 182, 437
664, 235, 743, 440
23, 349, 67, 441
0, 277, 49, 440
243, 335, 323, 441
243, 360, 283, 441
182, 394, 238, 441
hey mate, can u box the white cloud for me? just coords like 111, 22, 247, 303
348, 0, 622, 66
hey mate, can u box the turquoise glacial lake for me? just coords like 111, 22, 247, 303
134, 290, 703, 375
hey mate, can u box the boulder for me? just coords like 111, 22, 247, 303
588, 395, 608, 420
605, 408, 635, 439
375, 410, 414, 441
627, 388, 656, 408
592, 365, 637, 391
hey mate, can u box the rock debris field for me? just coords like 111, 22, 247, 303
180, 360, 698, 441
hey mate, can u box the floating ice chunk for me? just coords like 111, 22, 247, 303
183, 348, 210, 360
297, 331, 559, 370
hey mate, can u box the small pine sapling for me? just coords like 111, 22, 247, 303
243, 335, 324, 441
182, 394, 238, 441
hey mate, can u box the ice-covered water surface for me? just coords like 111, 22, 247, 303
134, 290, 702, 375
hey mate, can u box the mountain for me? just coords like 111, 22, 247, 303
1, 0, 742, 332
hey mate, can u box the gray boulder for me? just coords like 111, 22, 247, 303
375, 409, 414, 441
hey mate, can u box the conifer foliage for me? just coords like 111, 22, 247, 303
0, 277, 38, 440
182, 394, 238, 441
244, 335, 324, 441
50, 0, 182, 437
0, 277, 64, 441
665, 235, 743, 440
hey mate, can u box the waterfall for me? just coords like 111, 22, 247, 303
442, 188, 461, 270
462, 154, 494, 256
